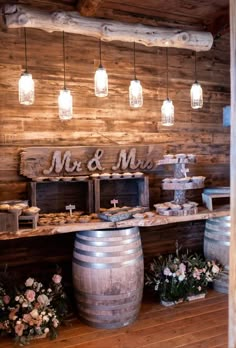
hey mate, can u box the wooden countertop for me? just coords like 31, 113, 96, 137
0, 205, 230, 240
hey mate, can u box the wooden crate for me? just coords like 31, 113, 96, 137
0, 212, 18, 233
93, 176, 149, 213
28, 180, 93, 214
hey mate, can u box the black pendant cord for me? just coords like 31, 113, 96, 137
194, 51, 197, 82
24, 28, 28, 73
133, 41, 137, 80
166, 47, 169, 99
62, 31, 66, 90
99, 39, 102, 68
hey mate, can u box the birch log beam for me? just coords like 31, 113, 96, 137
2, 4, 213, 51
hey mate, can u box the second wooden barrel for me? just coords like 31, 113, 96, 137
204, 216, 230, 293
72, 226, 144, 328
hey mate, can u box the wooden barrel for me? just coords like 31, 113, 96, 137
204, 216, 230, 293
72, 226, 144, 328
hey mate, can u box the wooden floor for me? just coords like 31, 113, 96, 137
1, 290, 228, 348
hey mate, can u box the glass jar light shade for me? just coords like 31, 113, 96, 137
129, 79, 143, 108
161, 98, 174, 126
58, 89, 73, 120
18, 72, 34, 105
190, 81, 203, 109
94, 66, 108, 97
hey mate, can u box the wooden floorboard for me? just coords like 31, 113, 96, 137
0, 290, 228, 348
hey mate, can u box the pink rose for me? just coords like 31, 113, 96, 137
23, 314, 32, 323
52, 274, 62, 284
3, 295, 10, 304
179, 263, 186, 274
25, 289, 36, 302
15, 323, 25, 337
25, 278, 34, 287
163, 267, 172, 276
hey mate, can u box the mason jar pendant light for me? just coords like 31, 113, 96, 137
94, 39, 108, 97
190, 51, 203, 109
129, 41, 143, 108
161, 48, 174, 126
58, 31, 73, 120
18, 28, 35, 105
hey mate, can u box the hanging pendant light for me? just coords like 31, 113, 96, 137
129, 42, 143, 108
18, 28, 35, 105
161, 48, 174, 126
190, 51, 203, 109
58, 31, 73, 120
94, 39, 108, 97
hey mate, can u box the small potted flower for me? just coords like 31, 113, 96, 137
145, 250, 189, 306
145, 244, 222, 306
185, 254, 221, 300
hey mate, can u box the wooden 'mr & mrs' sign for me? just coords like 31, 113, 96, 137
20, 145, 163, 178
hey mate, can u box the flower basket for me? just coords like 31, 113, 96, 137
160, 298, 184, 307
187, 293, 206, 301
145, 243, 222, 305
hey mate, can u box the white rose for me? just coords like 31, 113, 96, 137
44, 328, 50, 334
43, 315, 50, 323
25, 278, 34, 287
178, 274, 185, 282
30, 309, 39, 319
37, 294, 50, 307
212, 264, 220, 274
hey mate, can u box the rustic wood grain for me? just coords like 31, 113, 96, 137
77, 0, 105, 16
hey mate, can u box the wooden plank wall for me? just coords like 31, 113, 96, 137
0, 9, 230, 278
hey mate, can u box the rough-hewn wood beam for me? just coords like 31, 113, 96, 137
2, 4, 213, 51
76, 0, 104, 16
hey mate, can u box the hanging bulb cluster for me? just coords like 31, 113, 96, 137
58, 31, 73, 121
18, 28, 35, 105
94, 39, 108, 97
161, 48, 174, 126
129, 42, 143, 108
190, 51, 203, 109
18, 32, 204, 123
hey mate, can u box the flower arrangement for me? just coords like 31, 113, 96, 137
145, 245, 222, 305
0, 273, 69, 345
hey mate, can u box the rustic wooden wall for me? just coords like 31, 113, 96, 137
0, 2, 230, 280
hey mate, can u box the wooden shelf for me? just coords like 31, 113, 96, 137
0, 205, 230, 241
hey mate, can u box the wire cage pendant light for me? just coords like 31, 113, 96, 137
58, 31, 73, 121
18, 28, 35, 105
129, 41, 143, 108
161, 48, 174, 126
94, 39, 108, 97
190, 51, 203, 109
